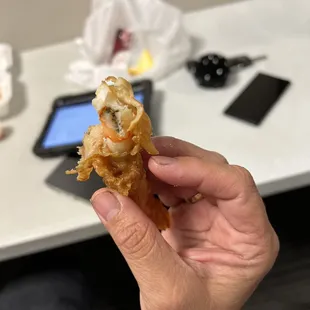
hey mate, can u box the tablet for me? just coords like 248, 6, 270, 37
45, 156, 104, 200
33, 80, 153, 158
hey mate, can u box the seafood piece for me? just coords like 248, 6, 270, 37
66, 76, 170, 230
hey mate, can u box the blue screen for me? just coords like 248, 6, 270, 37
42, 92, 144, 149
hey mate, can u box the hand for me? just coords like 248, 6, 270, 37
91, 136, 279, 310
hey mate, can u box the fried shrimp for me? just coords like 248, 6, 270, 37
66, 76, 170, 230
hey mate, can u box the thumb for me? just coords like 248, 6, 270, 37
91, 189, 180, 290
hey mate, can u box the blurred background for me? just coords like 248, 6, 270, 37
0, 0, 241, 51
1, 0, 310, 309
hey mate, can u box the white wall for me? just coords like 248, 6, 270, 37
0, 0, 243, 51
0, 0, 90, 51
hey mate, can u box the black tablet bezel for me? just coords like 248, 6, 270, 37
33, 79, 153, 158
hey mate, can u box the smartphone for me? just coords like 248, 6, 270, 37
224, 72, 291, 125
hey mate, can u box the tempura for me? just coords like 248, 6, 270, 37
66, 76, 170, 230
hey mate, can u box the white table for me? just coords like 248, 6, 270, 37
2, 0, 310, 262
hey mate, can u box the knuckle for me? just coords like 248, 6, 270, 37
229, 165, 259, 199
209, 151, 228, 164
115, 220, 155, 259
231, 165, 255, 187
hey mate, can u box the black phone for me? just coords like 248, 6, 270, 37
223, 72, 291, 125
33, 79, 153, 158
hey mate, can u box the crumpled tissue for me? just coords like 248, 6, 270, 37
65, 0, 192, 89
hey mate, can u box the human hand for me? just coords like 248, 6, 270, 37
91, 136, 279, 310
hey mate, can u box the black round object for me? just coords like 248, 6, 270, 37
187, 53, 230, 88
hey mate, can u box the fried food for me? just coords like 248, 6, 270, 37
66, 76, 170, 230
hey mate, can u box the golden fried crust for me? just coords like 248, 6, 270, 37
70, 152, 170, 229
129, 161, 170, 230
66, 76, 170, 230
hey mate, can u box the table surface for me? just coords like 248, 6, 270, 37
2, 0, 310, 262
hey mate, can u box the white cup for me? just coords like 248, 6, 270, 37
0, 43, 13, 72
0, 71, 12, 118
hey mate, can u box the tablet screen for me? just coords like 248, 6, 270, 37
42, 91, 145, 149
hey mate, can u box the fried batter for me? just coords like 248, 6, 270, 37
66, 76, 170, 230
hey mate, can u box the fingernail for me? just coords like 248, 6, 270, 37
91, 191, 121, 222
152, 156, 176, 165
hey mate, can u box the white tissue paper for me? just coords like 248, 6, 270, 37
0, 43, 13, 118
65, 0, 192, 89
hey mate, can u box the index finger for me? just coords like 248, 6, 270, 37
149, 155, 269, 233
142, 136, 227, 165
142, 136, 227, 205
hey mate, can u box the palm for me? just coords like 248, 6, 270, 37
158, 194, 272, 310
162, 196, 265, 270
